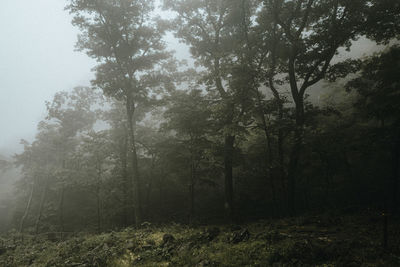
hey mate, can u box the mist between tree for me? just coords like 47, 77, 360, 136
0, 0, 399, 247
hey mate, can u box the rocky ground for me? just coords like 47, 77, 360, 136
0, 212, 399, 266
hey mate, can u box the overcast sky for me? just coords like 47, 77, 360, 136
0, 0, 95, 155
0, 0, 189, 156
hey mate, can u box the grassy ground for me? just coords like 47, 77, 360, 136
0, 213, 399, 266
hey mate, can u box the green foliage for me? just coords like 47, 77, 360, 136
1, 214, 399, 266
347, 45, 400, 123
67, 0, 173, 102
3, 0, 400, 246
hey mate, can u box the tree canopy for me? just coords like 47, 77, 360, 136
2, 0, 399, 236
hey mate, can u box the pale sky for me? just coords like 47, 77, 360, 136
0, 0, 189, 156
0, 0, 95, 155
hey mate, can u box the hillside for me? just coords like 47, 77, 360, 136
1, 213, 399, 267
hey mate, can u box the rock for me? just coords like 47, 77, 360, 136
231, 229, 250, 244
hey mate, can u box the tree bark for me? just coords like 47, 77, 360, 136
287, 94, 305, 216
224, 135, 235, 220
255, 89, 278, 213
120, 131, 129, 226
58, 186, 65, 234
266, 20, 286, 207
189, 160, 195, 221
96, 162, 102, 233
392, 129, 400, 214
19, 179, 35, 233
35, 181, 48, 234
126, 97, 142, 226
214, 55, 236, 221
277, 106, 286, 195
145, 154, 155, 220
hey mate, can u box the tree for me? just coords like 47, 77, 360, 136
67, 0, 172, 225
162, 89, 212, 220
258, 0, 400, 215
80, 130, 112, 232
15, 87, 100, 233
102, 100, 131, 226
164, 0, 257, 220
346, 45, 400, 214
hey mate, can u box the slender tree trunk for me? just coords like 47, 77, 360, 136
343, 151, 353, 179
58, 187, 65, 234
35, 181, 48, 234
267, 19, 286, 202
319, 151, 333, 207
392, 129, 400, 214
159, 167, 165, 211
145, 155, 155, 220
214, 56, 236, 221
255, 90, 278, 213
224, 135, 235, 220
126, 98, 142, 226
96, 162, 102, 233
287, 95, 305, 216
277, 106, 286, 196
120, 132, 129, 226
269, 171, 278, 215
189, 157, 195, 221
19, 179, 35, 233
303, 175, 310, 211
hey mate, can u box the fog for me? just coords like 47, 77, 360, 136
0, 1, 398, 265
0, 0, 95, 155
0, 1, 190, 157
0, 0, 381, 157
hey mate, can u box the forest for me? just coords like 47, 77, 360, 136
0, 0, 400, 266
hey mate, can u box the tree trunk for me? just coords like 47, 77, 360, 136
277, 106, 286, 197
145, 155, 155, 220
189, 159, 195, 221
214, 57, 236, 221
58, 187, 65, 234
224, 135, 235, 220
392, 129, 400, 214
267, 20, 286, 201
96, 162, 102, 233
19, 179, 35, 233
159, 167, 165, 211
319, 151, 333, 207
255, 90, 279, 214
126, 98, 142, 226
120, 132, 129, 226
35, 181, 48, 234
287, 95, 305, 216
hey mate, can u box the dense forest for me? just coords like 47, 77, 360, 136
0, 0, 400, 266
